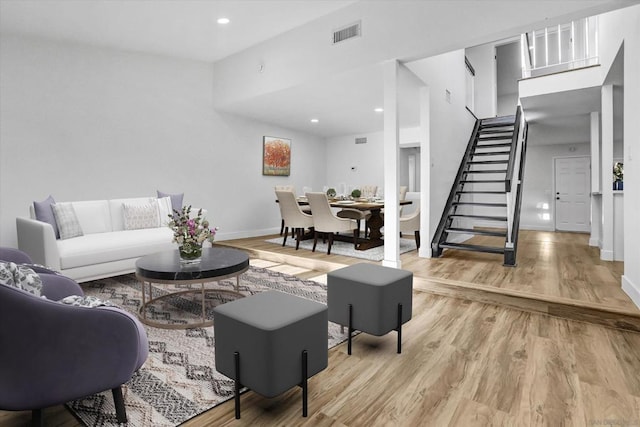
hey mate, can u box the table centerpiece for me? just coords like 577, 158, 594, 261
168, 205, 218, 264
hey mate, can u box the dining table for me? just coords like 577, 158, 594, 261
294, 197, 413, 251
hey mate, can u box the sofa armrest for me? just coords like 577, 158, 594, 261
16, 217, 60, 271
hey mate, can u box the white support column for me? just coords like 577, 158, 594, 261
589, 111, 601, 248
601, 85, 614, 261
419, 85, 431, 258
383, 60, 400, 268
590, 112, 601, 193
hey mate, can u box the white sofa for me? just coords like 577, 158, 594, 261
16, 197, 183, 283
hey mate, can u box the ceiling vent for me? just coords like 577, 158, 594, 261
355, 137, 367, 144
333, 21, 361, 44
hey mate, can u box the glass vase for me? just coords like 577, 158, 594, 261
178, 243, 203, 265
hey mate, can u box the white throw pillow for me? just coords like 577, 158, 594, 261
157, 196, 172, 226
52, 203, 84, 240
123, 202, 160, 230
72, 200, 111, 234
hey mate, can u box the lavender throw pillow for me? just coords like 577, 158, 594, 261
33, 195, 59, 239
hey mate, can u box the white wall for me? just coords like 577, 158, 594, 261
324, 130, 384, 194
0, 35, 326, 246
598, 5, 640, 308
324, 127, 423, 196
406, 50, 476, 241
465, 42, 497, 119
520, 142, 590, 231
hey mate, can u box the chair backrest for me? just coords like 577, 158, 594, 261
0, 247, 33, 264
399, 207, 420, 233
275, 191, 313, 229
399, 186, 408, 201
306, 192, 345, 232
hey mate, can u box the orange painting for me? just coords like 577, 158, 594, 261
263, 136, 291, 176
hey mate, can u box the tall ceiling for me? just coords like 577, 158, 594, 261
0, 0, 356, 62
0, 0, 634, 139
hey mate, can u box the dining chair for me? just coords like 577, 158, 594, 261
367, 186, 410, 238
399, 208, 421, 250
275, 186, 311, 236
275, 186, 294, 235
306, 192, 358, 255
275, 190, 314, 250
398, 185, 409, 216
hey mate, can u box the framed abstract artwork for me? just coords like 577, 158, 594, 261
262, 136, 291, 176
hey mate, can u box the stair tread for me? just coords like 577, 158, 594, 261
473, 151, 510, 156
457, 190, 507, 194
464, 169, 508, 174
449, 214, 507, 221
479, 123, 515, 130
475, 143, 512, 148
478, 136, 513, 141
479, 130, 514, 134
445, 227, 507, 237
460, 179, 506, 183
468, 160, 509, 164
452, 202, 507, 207
440, 242, 505, 254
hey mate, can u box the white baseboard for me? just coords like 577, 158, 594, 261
622, 275, 640, 310
588, 237, 598, 247
600, 249, 614, 261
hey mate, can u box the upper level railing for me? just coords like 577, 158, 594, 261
521, 16, 599, 78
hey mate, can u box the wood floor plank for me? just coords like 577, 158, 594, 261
569, 321, 632, 394
517, 336, 584, 425
469, 309, 531, 414
449, 398, 517, 426
580, 382, 640, 425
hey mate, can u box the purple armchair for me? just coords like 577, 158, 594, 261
0, 248, 148, 426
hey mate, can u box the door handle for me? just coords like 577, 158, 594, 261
556, 197, 560, 200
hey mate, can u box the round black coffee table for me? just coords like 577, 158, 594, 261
135, 247, 249, 329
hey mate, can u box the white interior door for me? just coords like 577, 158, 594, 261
554, 156, 591, 232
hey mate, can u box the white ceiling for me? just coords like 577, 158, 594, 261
0, 0, 632, 141
521, 87, 601, 145
0, 0, 356, 62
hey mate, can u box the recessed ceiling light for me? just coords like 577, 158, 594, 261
310, 119, 319, 123
374, 108, 384, 113
217, 17, 230, 24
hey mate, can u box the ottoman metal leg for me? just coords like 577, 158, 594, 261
234, 352, 241, 419
397, 303, 402, 354
347, 304, 353, 355
301, 350, 308, 417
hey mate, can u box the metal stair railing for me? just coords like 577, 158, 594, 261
504, 106, 522, 193
504, 111, 528, 266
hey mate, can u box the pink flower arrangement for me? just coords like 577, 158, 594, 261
168, 206, 218, 255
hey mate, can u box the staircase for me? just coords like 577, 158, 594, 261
431, 107, 528, 266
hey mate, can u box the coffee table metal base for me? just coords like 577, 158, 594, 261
136, 267, 248, 330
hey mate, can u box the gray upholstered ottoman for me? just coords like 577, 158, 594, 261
213, 290, 328, 419
328, 263, 412, 354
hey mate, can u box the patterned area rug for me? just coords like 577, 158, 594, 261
265, 236, 417, 261
67, 267, 348, 427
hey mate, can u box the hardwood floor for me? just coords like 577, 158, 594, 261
2, 232, 639, 426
